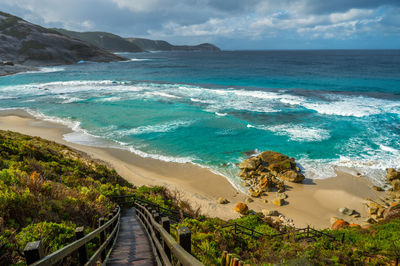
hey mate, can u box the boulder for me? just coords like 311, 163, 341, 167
217, 197, 229, 204
273, 198, 285, 206
277, 193, 288, 199
245, 197, 254, 204
330, 217, 341, 226
386, 168, 400, 182
262, 209, 279, 216
278, 170, 305, 183
331, 219, 349, 230
372, 185, 384, 191
234, 203, 248, 215
383, 202, 400, 220
349, 223, 361, 228
338, 207, 354, 216
391, 179, 400, 191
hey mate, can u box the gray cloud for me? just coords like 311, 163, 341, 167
0, 0, 399, 49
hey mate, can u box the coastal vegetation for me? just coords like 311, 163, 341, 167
0, 129, 399, 265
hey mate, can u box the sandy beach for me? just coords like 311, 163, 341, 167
0, 110, 386, 228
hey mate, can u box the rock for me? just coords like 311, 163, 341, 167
365, 200, 384, 215
217, 197, 229, 204
389, 191, 400, 199
262, 209, 279, 216
332, 219, 349, 230
234, 203, 248, 215
251, 190, 262, 198
278, 170, 305, 183
263, 199, 268, 203
372, 185, 384, 191
238, 158, 258, 170
2, 61, 14, 66
245, 197, 254, 204
386, 168, 400, 182
349, 223, 361, 228
241, 182, 249, 187
360, 222, 372, 229
277, 193, 288, 199
273, 198, 285, 206
383, 202, 400, 220
338, 207, 354, 216
391, 179, 400, 191
330, 217, 341, 226
364, 217, 377, 224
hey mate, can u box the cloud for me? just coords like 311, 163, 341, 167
0, 0, 399, 49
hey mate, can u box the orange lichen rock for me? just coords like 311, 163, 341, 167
331, 219, 349, 230
349, 223, 361, 228
234, 203, 248, 215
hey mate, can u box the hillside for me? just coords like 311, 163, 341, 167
126, 37, 220, 52
0, 11, 124, 67
55, 29, 143, 53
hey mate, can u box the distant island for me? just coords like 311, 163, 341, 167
0, 11, 220, 76
56, 28, 221, 52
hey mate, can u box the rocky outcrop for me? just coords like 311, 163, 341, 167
0, 11, 125, 68
238, 151, 304, 198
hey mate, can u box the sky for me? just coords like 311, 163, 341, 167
0, 0, 399, 50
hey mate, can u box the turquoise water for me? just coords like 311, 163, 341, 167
1, 50, 400, 187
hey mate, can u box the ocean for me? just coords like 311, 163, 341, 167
1, 50, 400, 188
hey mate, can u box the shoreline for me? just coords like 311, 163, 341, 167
0, 109, 386, 228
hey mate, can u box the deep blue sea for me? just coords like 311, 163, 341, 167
1, 50, 400, 187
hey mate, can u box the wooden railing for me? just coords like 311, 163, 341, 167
113, 194, 192, 223
223, 223, 342, 243
23, 207, 120, 265
134, 201, 204, 266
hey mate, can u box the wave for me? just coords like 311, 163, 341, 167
247, 123, 330, 142
113, 120, 194, 136
301, 95, 400, 118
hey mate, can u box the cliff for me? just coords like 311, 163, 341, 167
0, 11, 125, 67
55, 29, 143, 52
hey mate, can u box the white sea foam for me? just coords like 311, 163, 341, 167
247, 123, 330, 142
145, 91, 182, 99
301, 95, 400, 117
215, 112, 227, 116
114, 120, 194, 136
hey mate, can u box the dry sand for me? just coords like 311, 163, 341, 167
0, 110, 386, 228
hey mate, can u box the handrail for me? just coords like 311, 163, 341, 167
135, 201, 204, 266
25, 207, 120, 265
223, 222, 339, 242
113, 194, 193, 221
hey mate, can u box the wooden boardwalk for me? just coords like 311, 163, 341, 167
107, 208, 156, 266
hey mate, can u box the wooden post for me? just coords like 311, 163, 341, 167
161, 217, 171, 261
24, 240, 44, 265
75, 226, 88, 265
233, 258, 239, 266
177, 227, 191, 254
239, 261, 244, 266
99, 217, 106, 261
153, 212, 161, 240
307, 225, 310, 238
341, 233, 345, 243
226, 253, 232, 266
221, 251, 228, 266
